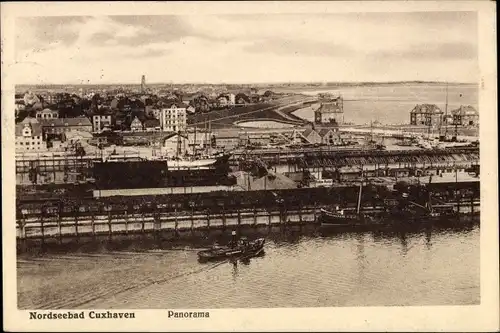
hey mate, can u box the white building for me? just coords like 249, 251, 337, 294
160, 102, 187, 132
36, 108, 59, 120
15, 118, 47, 152
92, 113, 113, 132
229, 93, 236, 105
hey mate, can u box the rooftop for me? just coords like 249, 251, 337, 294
39, 117, 92, 127
451, 105, 478, 116
15, 122, 43, 137
410, 104, 442, 114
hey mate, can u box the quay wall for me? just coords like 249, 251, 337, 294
17, 202, 480, 247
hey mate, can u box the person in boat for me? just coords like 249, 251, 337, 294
228, 230, 238, 248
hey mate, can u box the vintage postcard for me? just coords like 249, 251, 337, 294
2, 1, 498, 332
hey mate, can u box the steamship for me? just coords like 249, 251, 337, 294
93, 153, 235, 189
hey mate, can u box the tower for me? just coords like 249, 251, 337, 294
141, 75, 147, 93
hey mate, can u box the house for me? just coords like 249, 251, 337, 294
451, 105, 479, 127
409, 104, 443, 127
318, 128, 342, 145
130, 116, 143, 131
15, 118, 47, 152
36, 108, 59, 120
39, 116, 93, 138
314, 96, 344, 125
162, 132, 189, 156
302, 128, 322, 144
160, 102, 188, 132
92, 111, 114, 132
143, 119, 161, 132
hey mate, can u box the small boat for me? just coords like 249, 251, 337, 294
197, 237, 266, 262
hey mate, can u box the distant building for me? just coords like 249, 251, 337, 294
160, 102, 187, 132
314, 96, 344, 125
228, 93, 236, 105
451, 105, 479, 127
409, 104, 443, 127
141, 75, 147, 93
15, 118, 46, 152
36, 108, 59, 120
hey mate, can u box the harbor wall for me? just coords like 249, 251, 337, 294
17, 200, 480, 252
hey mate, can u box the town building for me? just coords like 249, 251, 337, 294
35, 108, 59, 120
92, 111, 114, 132
39, 116, 93, 138
160, 102, 187, 132
451, 105, 479, 127
409, 104, 443, 127
130, 116, 143, 131
15, 118, 47, 152
314, 96, 344, 125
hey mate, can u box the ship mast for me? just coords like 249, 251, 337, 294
444, 82, 449, 138
194, 126, 197, 156
356, 171, 363, 214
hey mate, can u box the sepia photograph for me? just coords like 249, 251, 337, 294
2, 1, 498, 332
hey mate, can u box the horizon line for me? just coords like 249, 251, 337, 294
15, 80, 478, 87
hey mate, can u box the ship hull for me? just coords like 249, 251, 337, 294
93, 154, 234, 189
319, 209, 478, 231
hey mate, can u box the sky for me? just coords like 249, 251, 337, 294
14, 12, 478, 84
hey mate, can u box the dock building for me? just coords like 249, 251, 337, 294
409, 104, 443, 127
314, 96, 344, 125
451, 105, 479, 127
